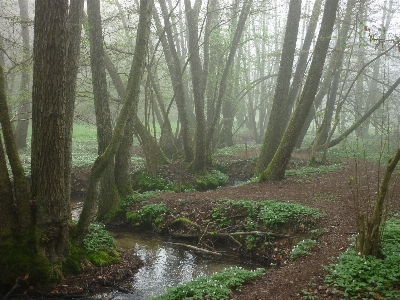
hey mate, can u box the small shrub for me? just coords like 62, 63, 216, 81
290, 239, 318, 260
150, 267, 265, 300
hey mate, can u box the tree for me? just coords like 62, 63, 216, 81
14, 0, 31, 149
260, 0, 340, 181
31, 0, 70, 269
255, 0, 302, 174
355, 146, 400, 257
87, 0, 120, 220
75, 0, 153, 243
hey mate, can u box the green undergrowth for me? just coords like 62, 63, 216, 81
64, 222, 119, 276
290, 239, 318, 260
126, 203, 169, 232
131, 169, 228, 193
150, 267, 265, 300
286, 163, 343, 178
324, 214, 400, 299
212, 199, 324, 233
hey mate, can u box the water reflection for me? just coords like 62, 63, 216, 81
107, 231, 255, 300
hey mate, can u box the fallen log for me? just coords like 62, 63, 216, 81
169, 242, 222, 256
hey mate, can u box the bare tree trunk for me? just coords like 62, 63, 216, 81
65, 0, 84, 210
206, 0, 253, 159
155, 0, 193, 161
14, 0, 31, 149
255, 0, 302, 174
31, 0, 70, 264
87, 0, 120, 221
261, 0, 339, 181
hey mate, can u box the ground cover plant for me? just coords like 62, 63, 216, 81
150, 267, 265, 300
324, 214, 400, 299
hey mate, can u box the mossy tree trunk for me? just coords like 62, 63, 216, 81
31, 0, 70, 265
255, 0, 302, 174
260, 0, 339, 181
87, 0, 121, 221
0, 66, 31, 237
75, 0, 153, 244
356, 147, 400, 257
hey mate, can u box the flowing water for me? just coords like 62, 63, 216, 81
71, 199, 260, 300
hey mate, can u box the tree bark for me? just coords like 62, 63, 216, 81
261, 0, 339, 181
31, 0, 70, 263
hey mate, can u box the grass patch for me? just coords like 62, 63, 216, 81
126, 203, 169, 231
150, 267, 265, 300
324, 214, 400, 299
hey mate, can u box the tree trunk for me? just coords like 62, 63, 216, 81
65, 0, 84, 211
261, 0, 339, 181
75, 0, 153, 243
14, 0, 31, 150
356, 146, 400, 257
87, 0, 120, 221
156, 1, 193, 162
0, 64, 31, 237
31, 0, 70, 265
206, 0, 253, 158
255, 0, 302, 174
0, 67, 19, 240
312, 0, 356, 155
184, 0, 207, 172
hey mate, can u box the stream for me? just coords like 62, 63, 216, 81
72, 199, 259, 299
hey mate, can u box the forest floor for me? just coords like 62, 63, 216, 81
15, 146, 400, 299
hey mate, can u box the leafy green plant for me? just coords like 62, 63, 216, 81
286, 164, 343, 178
132, 173, 166, 192
120, 191, 161, 209
195, 170, 229, 191
290, 239, 318, 260
82, 222, 115, 253
150, 267, 265, 300
126, 203, 169, 228
258, 200, 324, 231
324, 215, 400, 299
